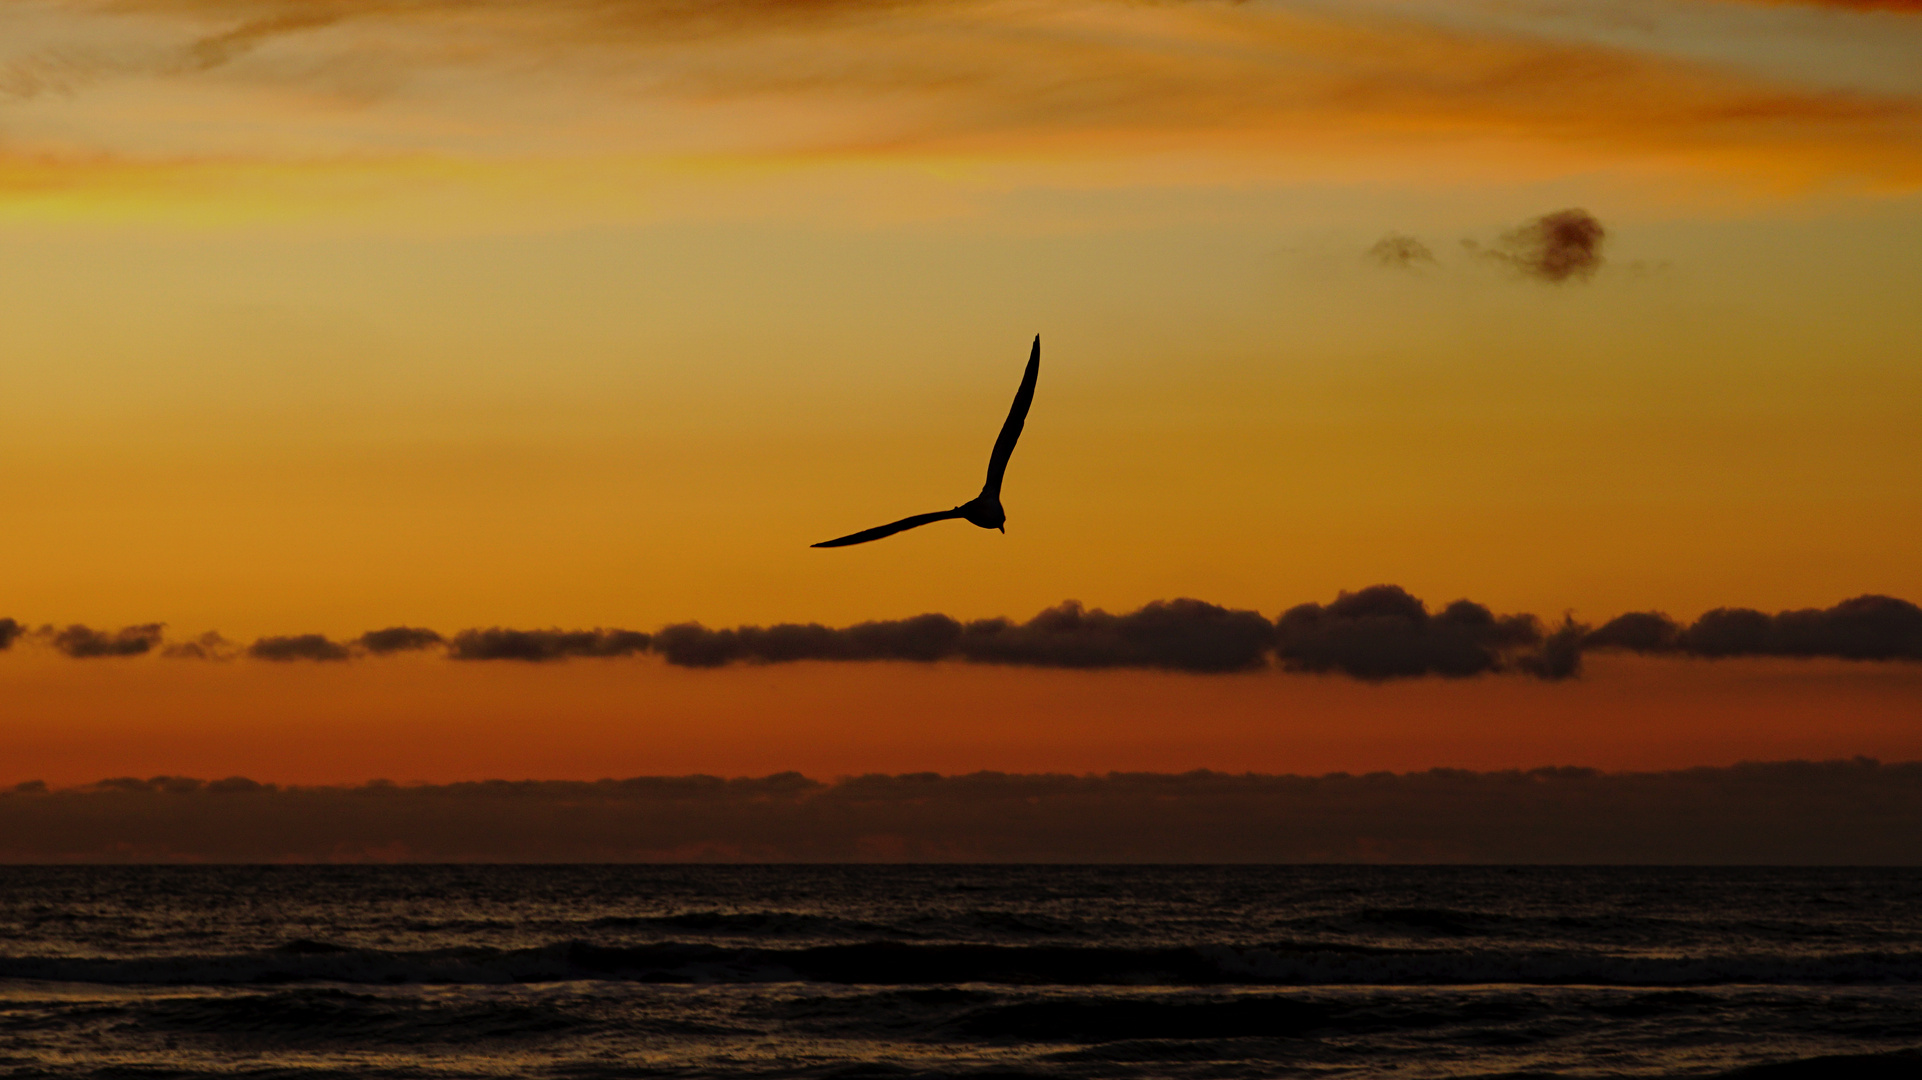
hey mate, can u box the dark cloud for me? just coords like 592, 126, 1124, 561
1274, 586, 1548, 680
1678, 595, 1922, 660
1584, 611, 1683, 653
247, 634, 353, 662
161, 631, 238, 661
654, 614, 962, 668
655, 601, 1273, 674
447, 627, 653, 662
6, 759, 1921, 863
1515, 616, 1589, 681
1578, 597, 1922, 662
957, 599, 1274, 673
1475, 209, 1607, 282
13, 592, 1920, 677
356, 626, 445, 655
43, 624, 165, 658
1365, 233, 1436, 269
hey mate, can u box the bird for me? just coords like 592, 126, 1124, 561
813, 336, 1040, 548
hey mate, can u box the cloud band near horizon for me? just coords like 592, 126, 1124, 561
5, 758, 1919, 863
5, 588, 1920, 679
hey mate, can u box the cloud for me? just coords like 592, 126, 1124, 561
1472, 209, 1607, 283
0, 619, 20, 650
247, 633, 353, 662
161, 631, 239, 660
355, 626, 444, 654
42, 623, 166, 658
1580, 596, 1922, 661
1584, 611, 1683, 653
1516, 616, 1588, 681
1679, 595, 1922, 660
654, 614, 964, 668
956, 599, 1274, 673
5, 759, 1921, 863
6, 0, 1921, 222
1365, 234, 1436, 269
1274, 586, 1557, 680
655, 600, 1273, 673
447, 627, 653, 662
11, 592, 1920, 677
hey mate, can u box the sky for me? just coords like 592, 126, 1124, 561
3, 0, 1921, 816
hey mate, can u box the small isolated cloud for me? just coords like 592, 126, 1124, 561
0, 619, 21, 650
43, 623, 165, 658
248, 634, 353, 662
161, 631, 239, 661
356, 626, 444, 655
1477, 208, 1607, 282
1274, 586, 1557, 680
1365, 234, 1436, 269
447, 627, 653, 662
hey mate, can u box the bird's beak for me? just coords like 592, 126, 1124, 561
998, 526, 1005, 533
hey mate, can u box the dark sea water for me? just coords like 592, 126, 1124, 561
2, 866, 1921, 1078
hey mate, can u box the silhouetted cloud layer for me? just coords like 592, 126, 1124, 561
1585, 611, 1683, 653
964, 600, 1275, 673
247, 634, 353, 662
43, 624, 165, 658
5, 760, 1920, 863
1588, 596, 1922, 661
1275, 587, 1562, 680
657, 601, 1279, 673
447, 627, 653, 662
160, 631, 237, 661
654, 614, 964, 668
10, 592, 1921, 677
356, 627, 444, 654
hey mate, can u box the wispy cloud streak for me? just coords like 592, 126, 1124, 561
2, 0, 1918, 218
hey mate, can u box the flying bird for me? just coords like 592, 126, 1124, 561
813, 336, 1040, 548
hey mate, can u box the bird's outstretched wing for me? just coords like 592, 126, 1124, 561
982, 335, 1039, 498
811, 508, 967, 548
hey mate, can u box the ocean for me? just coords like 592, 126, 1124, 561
2, 865, 1919, 1077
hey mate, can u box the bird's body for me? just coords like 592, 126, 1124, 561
813, 337, 1039, 548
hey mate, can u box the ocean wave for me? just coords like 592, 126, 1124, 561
582, 911, 891, 936
5, 940, 1922, 988
1271, 906, 1898, 944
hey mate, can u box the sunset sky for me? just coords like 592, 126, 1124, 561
4, 0, 1920, 796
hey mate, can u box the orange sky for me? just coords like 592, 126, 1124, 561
3, 650, 1919, 786
3, 0, 1920, 785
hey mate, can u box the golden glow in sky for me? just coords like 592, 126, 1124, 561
3, 0, 1921, 787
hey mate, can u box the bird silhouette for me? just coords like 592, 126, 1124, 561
813, 336, 1040, 548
